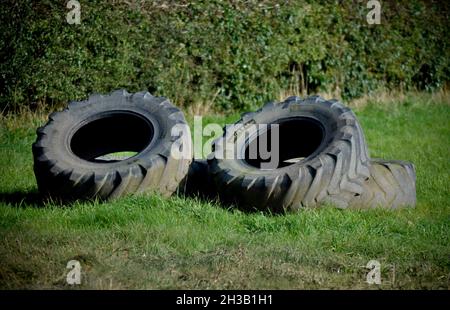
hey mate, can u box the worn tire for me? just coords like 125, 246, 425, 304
177, 159, 217, 199
207, 96, 371, 212
349, 159, 416, 208
32, 90, 192, 201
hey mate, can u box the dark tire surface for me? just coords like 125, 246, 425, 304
349, 159, 416, 209
32, 90, 192, 201
208, 96, 371, 212
177, 159, 217, 199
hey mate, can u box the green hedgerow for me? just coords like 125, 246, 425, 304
1, 0, 449, 112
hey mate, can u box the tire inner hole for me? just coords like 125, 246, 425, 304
244, 117, 324, 169
70, 112, 154, 163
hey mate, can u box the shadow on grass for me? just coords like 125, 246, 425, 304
0, 189, 284, 214
178, 160, 286, 215
0, 191, 66, 208
178, 190, 285, 215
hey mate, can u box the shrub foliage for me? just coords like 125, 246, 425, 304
1, 0, 449, 111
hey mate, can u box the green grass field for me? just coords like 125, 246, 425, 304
0, 93, 449, 289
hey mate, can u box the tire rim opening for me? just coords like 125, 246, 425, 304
244, 117, 324, 169
70, 112, 154, 163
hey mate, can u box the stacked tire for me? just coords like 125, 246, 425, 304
32, 91, 415, 210
205, 96, 416, 211
350, 159, 416, 209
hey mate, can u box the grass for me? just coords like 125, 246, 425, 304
0, 93, 449, 289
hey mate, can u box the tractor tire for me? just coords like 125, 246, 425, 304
207, 96, 371, 212
32, 90, 192, 201
177, 159, 217, 199
349, 159, 416, 208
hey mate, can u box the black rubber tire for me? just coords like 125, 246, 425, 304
349, 159, 416, 209
32, 89, 192, 201
207, 95, 371, 212
177, 159, 217, 199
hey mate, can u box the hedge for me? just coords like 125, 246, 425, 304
1, 0, 449, 112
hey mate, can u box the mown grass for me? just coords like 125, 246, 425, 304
0, 93, 449, 289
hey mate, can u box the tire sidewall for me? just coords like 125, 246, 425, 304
212, 103, 341, 179
47, 104, 170, 173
